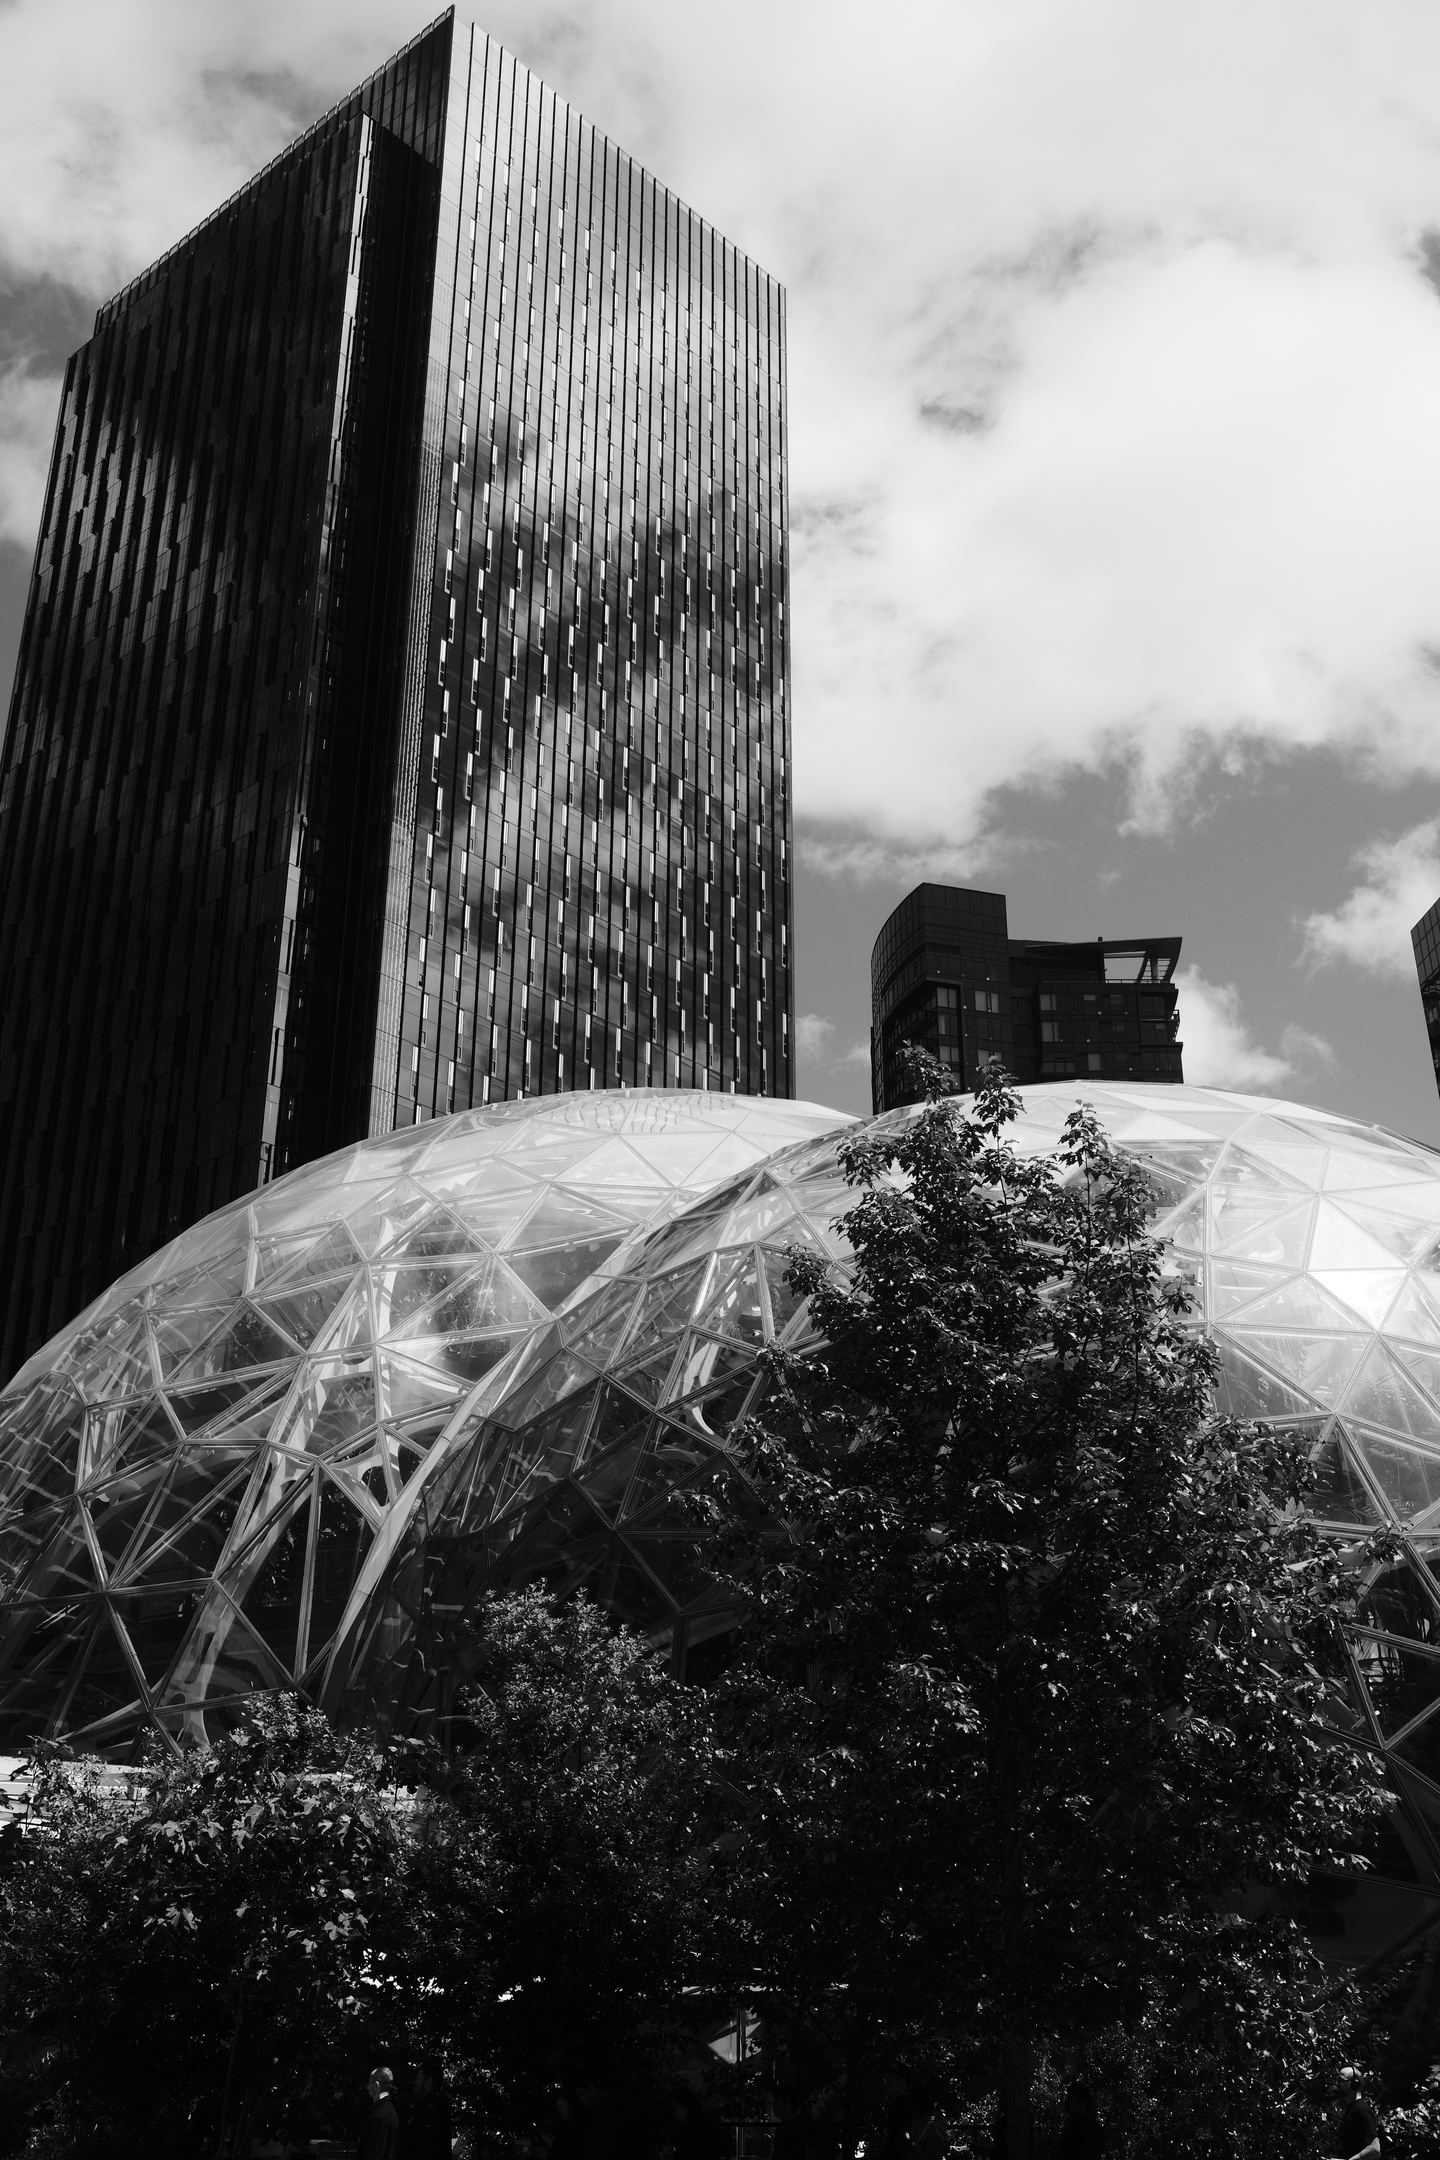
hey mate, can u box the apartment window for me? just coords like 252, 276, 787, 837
975, 989, 1000, 1013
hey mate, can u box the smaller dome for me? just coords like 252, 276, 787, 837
0, 1091, 848, 1753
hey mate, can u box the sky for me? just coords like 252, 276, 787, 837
5, 0, 1440, 1137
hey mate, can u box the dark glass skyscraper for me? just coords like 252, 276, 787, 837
871, 884, 1183, 1112
1412, 898, 1440, 1103
0, 11, 793, 1380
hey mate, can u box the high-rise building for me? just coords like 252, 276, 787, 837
0, 10, 793, 1381
871, 884, 1182, 1112
1412, 900, 1440, 1103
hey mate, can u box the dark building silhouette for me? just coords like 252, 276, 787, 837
0, 10, 792, 1380
1412, 899, 1440, 1102
871, 884, 1183, 1112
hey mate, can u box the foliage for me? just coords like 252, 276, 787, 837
0, 1696, 403, 2159
700, 1062, 1384, 2159
397, 1588, 725, 2157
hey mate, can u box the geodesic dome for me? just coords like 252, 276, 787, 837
338, 1075, 1440, 1836
10, 1065, 1440, 1942
0, 1092, 848, 1754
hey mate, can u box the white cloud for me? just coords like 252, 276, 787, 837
1175, 966, 1333, 1092
0, 366, 61, 546
795, 1013, 834, 1062
1300, 819, 1440, 980
8, 2, 1440, 855
795, 1012, 871, 1071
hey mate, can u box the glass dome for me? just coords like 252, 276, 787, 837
335, 1078, 1440, 1921
9, 1066, 1440, 1899
0, 1092, 848, 1753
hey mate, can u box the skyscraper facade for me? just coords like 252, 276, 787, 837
0, 10, 793, 1380
871, 884, 1183, 1112
1412, 899, 1440, 1105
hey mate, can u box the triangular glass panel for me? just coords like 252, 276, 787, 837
671, 1367, 762, 1443
612, 1346, 682, 1407
161, 1374, 268, 1438
487, 1483, 609, 1592
1225, 1274, 1374, 1333
631, 1132, 748, 1185
378, 1257, 487, 1334
1389, 1717, 1440, 1793
1353, 1635, 1440, 1741
252, 1273, 358, 1351
496, 1349, 606, 1431
388, 1203, 499, 1265
1341, 1182, 1440, 1228
1210, 1200, 1313, 1269
507, 1235, 626, 1310
1341, 1343, 1440, 1444
1384, 1278, 1440, 1348
619, 1434, 719, 1521
1133, 1160, 1206, 1216
262, 1221, 363, 1293
1322, 1144, 1435, 1189
632, 1188, 747, 1274
82, 1395, 181, 1488
1311, 1269, 1409, 1327
171, 1305, 300, 1382
114, 1467, 251, 1588
423, 1331, 523, 1388
1216, 1143, 1312, 1196
1350, 1430, 1440, 1524
578, 1382, 658, 1466
336, 1178, 439, 1258
376, 1350, 467, 1426
1222, 1129, 1327, 1187
1328, 1200, 1432, 1266
673, 1332, 760, 1405
696, 1253, 766, 1346
1230, 1332, 1366, 1410
1213, 1344, 1322, 1423
507, 1190, 633, 1253
556, 1277, 645, 1364
298, 1477, 374, 1676
1207, 1263, 1303, 1320
717, 1188, 802, 1247
177, 1600, 294, 1704
1358, 1547, 1440, 1639
74, 1315, 154, 1402
150, 1304, 238, 1380
577, 1435, 650, 1521
619, 1259, 712, 1368
283, 1367, 377, 1460
553, 1137, 660, 1191
1390, 1342, 1440, 1410
237, 1489, 314, 1677
1307, 1431, 1383, 1527
1158, 1196, 1206, 1255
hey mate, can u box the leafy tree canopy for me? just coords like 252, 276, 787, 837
702, 1064, 1383, 2160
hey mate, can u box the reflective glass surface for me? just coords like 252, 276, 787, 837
0, 11, 794, 1386
0, 1091, 843, 1750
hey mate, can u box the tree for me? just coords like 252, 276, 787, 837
0, 1697, 403, 2159
399, 1589, 726, 2158
702, 1063, 1383, 2160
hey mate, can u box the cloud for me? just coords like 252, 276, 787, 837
0, 365, 61, 546
795, 1013, 835, 1062
795, 1012, 870, 1072
1176, 966, 1333, 1092
1300, 819, 1440, 982
8, 2, 1440, 858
